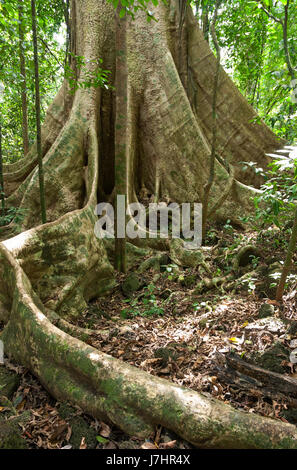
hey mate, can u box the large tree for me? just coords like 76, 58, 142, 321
1, 0, 296, 448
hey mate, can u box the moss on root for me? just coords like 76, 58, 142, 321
0, 412, 30, 449
0, 368, 20, 400
58, 403, 98, 449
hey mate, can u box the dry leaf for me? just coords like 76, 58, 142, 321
79, 437, 87, 449
104, 441, 117, 449
66, 426, 72, 442
100, 422, 111, 438
141, 442, 156, 449
50, 423, 68, 441
159, 440, 177, 449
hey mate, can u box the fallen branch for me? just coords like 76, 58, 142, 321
215, 352, 297, 409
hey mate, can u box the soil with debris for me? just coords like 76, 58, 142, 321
1, 224, 297, 449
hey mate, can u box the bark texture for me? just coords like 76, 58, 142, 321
0, 0, 291, 448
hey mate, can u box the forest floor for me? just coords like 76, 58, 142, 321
1, 222, 297, 449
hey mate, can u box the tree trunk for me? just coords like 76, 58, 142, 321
18, 0, 30, 156
31, 0, 47, 224
0, 0, 291, 448
276, 205, 297, 301
0, 125, 4, 216
114, 6, 127, 273
202, 0, 221, 242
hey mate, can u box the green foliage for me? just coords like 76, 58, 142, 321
106, 0, 167, 21
121, 283, 165, 318
196, 0, 297, 142
254, 153, 297, 227
65, 55, 112, 93
0, 206, 27, 227
0, 0, 296, 168
0, 0, 65, 162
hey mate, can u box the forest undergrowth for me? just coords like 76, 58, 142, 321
1, 222, 297, 449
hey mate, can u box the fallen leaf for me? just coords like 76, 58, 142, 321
141, 442, 156, 449
50, 423, 68, 441
104, 441, 117, 449
66, 426, 72, 442
79, 437, 87, 449
100, 422, 111, 438
159, 440, 177, 449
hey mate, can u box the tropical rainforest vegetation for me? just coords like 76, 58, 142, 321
0, 0, 297, 451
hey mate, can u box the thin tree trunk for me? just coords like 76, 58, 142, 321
0, 125, 4, 216
202, 0, 221, 242
114, 7, 127, 273
274, 0, 296, 300
201, 1, 210, 42
18, 0, 29, 156
260, 0, 295, 81
31, 0, 47, 224
276, 206, 297, 301
63, 0, 71, 66
283, 0, 295, 81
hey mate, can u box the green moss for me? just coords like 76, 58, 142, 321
180, 274, 197, 288
122, 273, 141, 297
68, 416, 98, 449
0, 368, 20, 400
154, 347, 178, 366
58, 403, 76, 421
58, 403, 98, 449
281, 408, 297, 425
0, 412, 30, 449
0, 423, 28, 449
252, 342, 289, 374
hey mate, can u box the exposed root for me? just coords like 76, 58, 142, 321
0, 0, 292, 450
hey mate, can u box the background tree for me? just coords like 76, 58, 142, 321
18, 0, 29, 155
0, 0, 65, 163
114, 5, 128, 273
31, 0, 46, 223
0, 0, 296, 448
202, 0, 221, 241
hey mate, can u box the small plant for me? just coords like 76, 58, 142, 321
0, 207, 27, 228
253, 153, 297, 229
120, 283, 165, 318
65, 54, 112, 94
250, 255, 260, 270
162, 263, 179, 281
193, 301, 213, 313
240, 274, 257, 294
241, 161, 266, 178
223, 219, 233, 233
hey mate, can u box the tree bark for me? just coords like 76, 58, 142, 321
18, 0, 30, 156
0, 125, 4, 216
31, 0, 47, 224
114, 6, 127, 273
276, 205, 297, 301
0, 0, 291, 448
202, 0, 221, 242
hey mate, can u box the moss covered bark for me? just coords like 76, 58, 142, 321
0, 0, 291, 449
